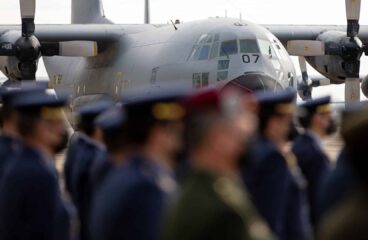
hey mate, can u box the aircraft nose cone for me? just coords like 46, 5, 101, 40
223, 72, 282, 93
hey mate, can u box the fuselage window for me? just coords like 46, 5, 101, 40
240, 39, 259, 53
220, 40, 238, 57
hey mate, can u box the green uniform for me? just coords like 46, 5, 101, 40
162, 170, 275, 240
318, 189, 368, 240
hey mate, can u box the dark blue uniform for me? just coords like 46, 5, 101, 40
64, 132, 82, 198
292, 132, 330, 226
91, 155, 176, 240
89, 156, 113, 193
0, 135, 21, 179
243, 136, 310, 240
0, 146, 69, 240
65, 134, 106, 240
318, 148, 358, 219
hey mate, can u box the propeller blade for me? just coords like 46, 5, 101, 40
287, 40, 325, 56
297, 56, 312, 100
346, 0, 361, 21
0, 42, 17, 56
20, 0, 36, 37
345, 78, 360, 104
298, 56, 307, 73
346, 0, 361, 37
42, 41, 98, 57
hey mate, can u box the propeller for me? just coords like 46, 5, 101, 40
296, 57, 331, 100
297, 56, 313, 100
287, 0, 364, 104
0, 0, 98, 80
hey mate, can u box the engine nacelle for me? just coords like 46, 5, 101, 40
0, 31, 23, 80
361, 75, 368, 98
305, 31, 349, 84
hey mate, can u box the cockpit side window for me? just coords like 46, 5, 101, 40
198, 45, 210, 60
258, 40, 278, 58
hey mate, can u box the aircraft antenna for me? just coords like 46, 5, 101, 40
170, 20, 178, 31
144, 0, 150, 24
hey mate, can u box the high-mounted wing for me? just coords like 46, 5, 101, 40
263, 0, 368, 104
264, 25, 368, 46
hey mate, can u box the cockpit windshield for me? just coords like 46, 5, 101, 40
189, 33, 282, 61
239, 39, 259, 53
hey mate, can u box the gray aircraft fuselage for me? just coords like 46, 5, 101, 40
43, 18, 296, 108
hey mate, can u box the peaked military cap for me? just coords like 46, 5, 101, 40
0, 85, 46, 107
76, 101, 114, 125
95, 105, 126, 132
123, 91, 187, 122
299, 96, 331, 115
13, 90, 69, 120
256, 89, 296, 115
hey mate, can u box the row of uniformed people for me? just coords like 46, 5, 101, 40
0, 83, 356, 240
64, 88, 340, 240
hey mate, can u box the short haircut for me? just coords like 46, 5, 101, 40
298, 113, 314, 129
17, 109, 41, 138
185, 110, 224, 152
77, 121, 96, 137
103, 125, 128, 153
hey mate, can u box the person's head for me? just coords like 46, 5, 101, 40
75, 101, 113, 143
297, 96, 336, 137
95, 105, 128, 165
123, 91, 187, 167
341, 102, 368, 184
257, 89, 296, 144
14, 90, 69, 155
0, 85, 45, 137
185, 89, 257, 174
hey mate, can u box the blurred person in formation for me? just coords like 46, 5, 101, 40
318, 147, 358, 221
292, 96, 336, 229
64, 101, 113, 240
162, 89, 275, 240
0, 86, 45, 178
242, 90, 311, 240
318, 103, 368, 240
64, 101, 111, 199
0, 89, 70, 240
90, 91, 186, 240
90, 104, 130, 192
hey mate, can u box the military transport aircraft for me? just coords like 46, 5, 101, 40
0, 0, 367, 108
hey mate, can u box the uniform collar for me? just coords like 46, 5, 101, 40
79, 133, 106, 151
305, 131, 324, 150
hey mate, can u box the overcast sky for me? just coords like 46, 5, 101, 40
1, 0, 368, 101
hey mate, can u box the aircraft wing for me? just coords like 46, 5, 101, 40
0, 24, 155, 42
264, 25, 368, 46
